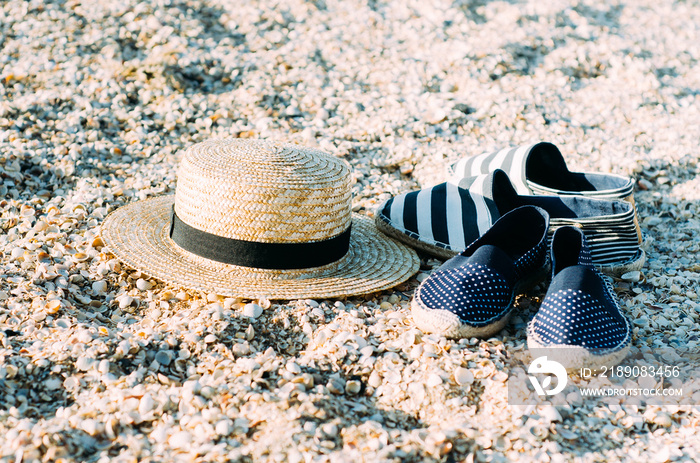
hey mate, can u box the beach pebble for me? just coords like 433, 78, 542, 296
327, 377, 345, 395
427, 374, 443, 387
454, 367, 474, 386
10, 247, 24, 260
368, 371, 382, 388
155, 351, 173, 366
621, 271, 642, 282
652, 412, 673, 428
98, 360, 110, 374
150, 427, 169, 444
637, 179, 653, 190
44, 378, 62, 390
139, 394, 155, 415
540, 407, 563, 423
76, 356, 95, 371
45, 300, 61, 314
320, 423, 339, 438
168, 431, 192, 449
118, 295, 134, 309
216, 420, 233, 436
286, 362, 302, 375
92, 280, 108, 294
558, 429, 578, 440
243, 303, 263, 319
81, 419, 101, 436
345, 380, 362, 395
231, 343, 251, 357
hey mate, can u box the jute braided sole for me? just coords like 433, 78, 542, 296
526, 336, 631, 372
595, 248, 645, 278
411, 298, 514, 339
375, 214, 456, 260
411, 264, 549, 339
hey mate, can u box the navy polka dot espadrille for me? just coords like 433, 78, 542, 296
527, 226, 631, 370
375, 169, 644, 277
412, 206, 550, 338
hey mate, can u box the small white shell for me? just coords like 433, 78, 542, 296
242, 303, 263, 319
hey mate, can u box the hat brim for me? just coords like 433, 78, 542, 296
100, 196, 420, 300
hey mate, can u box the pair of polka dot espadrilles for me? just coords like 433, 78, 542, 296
412, 206, 630, 368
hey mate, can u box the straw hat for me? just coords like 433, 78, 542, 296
101, 139, 419, 300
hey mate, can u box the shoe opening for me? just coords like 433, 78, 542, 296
551, 226, 585, 274
479, 206, 548, 261
526, 142, 598, 192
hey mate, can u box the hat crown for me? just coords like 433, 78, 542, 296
174, 139, 352, 243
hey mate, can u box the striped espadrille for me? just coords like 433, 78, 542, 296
448, 142, 635, 202
412, 206, 550, 338
375, 170, 644, 276
527, 226, 631, 370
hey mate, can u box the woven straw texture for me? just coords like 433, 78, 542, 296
101, 140, 419, 299
175, 139, 352, 243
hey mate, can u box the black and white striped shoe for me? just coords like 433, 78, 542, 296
412, 206, 550, 338
527, 226, 631, 370
375, 169, 644, 276
448, 142, 635, 202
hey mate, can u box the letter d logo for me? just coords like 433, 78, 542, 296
527, 356, 568, 396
